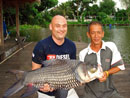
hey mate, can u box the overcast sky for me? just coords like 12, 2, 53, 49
58, 0, 125, 9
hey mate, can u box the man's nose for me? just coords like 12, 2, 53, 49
60, 26, 64, 31
95, 32, 98, 37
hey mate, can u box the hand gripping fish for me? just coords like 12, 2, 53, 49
3, 59, 103, 98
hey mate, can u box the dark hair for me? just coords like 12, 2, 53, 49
88, 21, 103, 32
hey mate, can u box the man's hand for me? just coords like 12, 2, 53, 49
40, 83, 54, 92
98, 67, 121, 82
98, 72, 107, 82
32, 62, 54, 92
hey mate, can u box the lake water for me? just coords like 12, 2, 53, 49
28, 25, 130, 64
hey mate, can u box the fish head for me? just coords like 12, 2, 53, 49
77, 62, 98, 75
75, 62, 103, 83
75, 62, 95, 82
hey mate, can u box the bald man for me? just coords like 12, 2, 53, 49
32, 15, 79, 98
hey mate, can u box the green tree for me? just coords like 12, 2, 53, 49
36, 0, 58, 11
3, 8, 16, 26
89, 4, 99, 16
19, 3, 39, 24
20, 0, 58, 25
69, 0, 97, 21
3, 0, 58, 26
99, 0, 116, 15
52, 1, 73, 17
126, 7, 130, 21
97, 12, 107, 21
115, 9, 127, 21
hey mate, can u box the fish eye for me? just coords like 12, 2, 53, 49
90, 68, 97, 73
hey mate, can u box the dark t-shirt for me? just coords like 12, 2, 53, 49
32, 35, 76, 95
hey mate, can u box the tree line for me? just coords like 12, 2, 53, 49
3, 0, 130, 27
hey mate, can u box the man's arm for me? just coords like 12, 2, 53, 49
32, 61, 42, 70
99, 66, 120, 82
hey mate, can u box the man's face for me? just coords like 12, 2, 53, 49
87, 24, 104, 45
49, 16, 67, 40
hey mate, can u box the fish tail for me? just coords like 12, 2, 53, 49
3, 79, 24, 98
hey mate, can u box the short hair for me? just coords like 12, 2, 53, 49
88, 21, 103, 32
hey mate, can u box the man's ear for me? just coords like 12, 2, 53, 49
102, 31, 104, 38
49, 24, 52, 30
87, 32, 90, 38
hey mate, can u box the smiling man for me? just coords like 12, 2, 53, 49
79, 21, 125, 98
32, 15, 79, 98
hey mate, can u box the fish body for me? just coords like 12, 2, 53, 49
3, 59, 103, 98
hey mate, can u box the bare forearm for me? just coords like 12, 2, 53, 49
32, 61, 41, 70
99, 67, 121, 82
107, 67, 121, 75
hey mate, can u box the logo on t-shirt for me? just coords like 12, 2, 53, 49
105, 58, 110, 62
47, 55, 56, 60
47, 54, 70, 60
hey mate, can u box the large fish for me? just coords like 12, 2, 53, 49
3, 59, 103, 98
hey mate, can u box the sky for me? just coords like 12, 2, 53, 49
58, 0, 68, 4
58, 0, 126, 10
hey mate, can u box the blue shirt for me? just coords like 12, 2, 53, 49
32, 36, 76, 96
32, 36, 76, 67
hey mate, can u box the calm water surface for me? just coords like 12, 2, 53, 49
28, 25, 130, 64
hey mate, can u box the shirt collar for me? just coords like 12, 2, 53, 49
88, 40, 106, 54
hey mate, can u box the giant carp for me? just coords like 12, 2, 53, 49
3, 59, 103, 98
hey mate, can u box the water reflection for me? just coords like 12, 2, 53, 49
67, 25, 88, 42
108, 27, 130, 64
28, 25, 130, 64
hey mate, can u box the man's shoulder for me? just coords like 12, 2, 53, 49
37, 36, 51, 45
65, 38, 76, 46
34, 36, 51, 49
105, 41, 115, 45
80, 47, 88, 54
104, 41, 117, 49
104, 41, 118, 52
41, 36, 51, 42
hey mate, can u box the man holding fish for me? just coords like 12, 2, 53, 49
32, 15, 79, 98
79, 21, 125, 98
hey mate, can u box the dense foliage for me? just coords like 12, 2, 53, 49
3, 0, 130, 28
3, 0, 58, 27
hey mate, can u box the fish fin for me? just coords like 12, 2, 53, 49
74, 63, 85, 83
42, 59, 57, 67
55, 89, 68, 98
3, 79, 24, 98
42, 59, 69, 67
6, 69, 25, 80
21, 84, 38, 97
